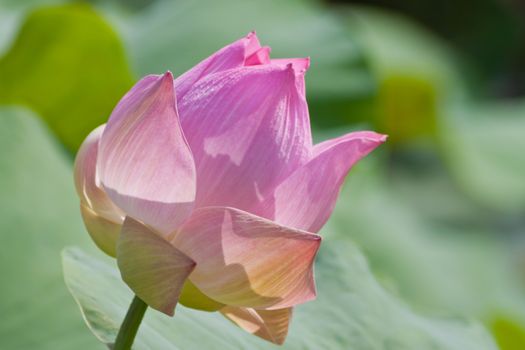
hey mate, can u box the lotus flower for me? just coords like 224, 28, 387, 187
74, 32, 386, 345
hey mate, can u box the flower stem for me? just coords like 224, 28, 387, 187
113, 295, 148, 350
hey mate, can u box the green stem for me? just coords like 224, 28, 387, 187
113, 295, 148, 350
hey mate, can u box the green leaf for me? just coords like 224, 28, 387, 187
345, 6, 464, 94
0, 0, 66, 55
0, 4, 134, 152
441, 100, 525, 212
0, 107, 102, 349
63, 242, 496, 349
491, 316, 525, 350
325, 158, 525, 346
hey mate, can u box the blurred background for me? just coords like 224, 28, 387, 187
0, 0, 524, 349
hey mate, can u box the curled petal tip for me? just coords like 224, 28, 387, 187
221, 307, 293, 345
245, 31, 263, 58
173, 207, 321, 309
365, 132, 388, 143
348, 131, 388, 144
300, 57, 311, 72
275, 57, 310, 74
158, 71, 175, 92
162, 70, 174, 80
252, 130, 386, 233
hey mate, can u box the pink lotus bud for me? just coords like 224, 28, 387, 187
74, 32, 386, 344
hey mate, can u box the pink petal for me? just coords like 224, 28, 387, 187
252, 131, 387, 233
178, 65, 312, 211
245, 46, 271, 66
74, 124, 124, 224
98, 72, 196, 236
221, 306, 292, 345
117, 216, 196, 316
244, 31, 263, 57
172, 207, 321, 310
74, 125, 124, 256
268, 58, 310, 96
174, 32, 263, 99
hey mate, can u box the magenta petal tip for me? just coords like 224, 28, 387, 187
163, 70, 174, 80
159, 71, 175, 89
273, 57, 311, 74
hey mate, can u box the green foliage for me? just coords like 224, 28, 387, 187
0, 2, 523, 349
491, 316, 525, 350
0, 4, 133, 152
441, 100, 525, 212
324, 159, 525, 346
347, 6, 464, 94
339, 6, 466, 144
63, 242, 497, 350
0, 107, 102, 349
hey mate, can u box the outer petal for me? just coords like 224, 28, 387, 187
172, 207, 321, 310
252, 131, 387, 233
270, 58, 310, 96
80, 204, 121, 257
74, 125, 124, 256
117, 216, 195, 316
221, 306, 292, 345
178, 65, 312, 212
98, 72, 196, 236
174, 32, 263, 99
74, 124, 124, 223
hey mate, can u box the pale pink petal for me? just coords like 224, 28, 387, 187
172, 207, 321, 310
221, 306, 292, 345
178, 65, 312, 211
252, 131, 387, 233
98, 72, 196, 236
74, 125, 124, 256
74, 124, 124, 224
174, 32, 263, 99
117, 216, 195, 316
